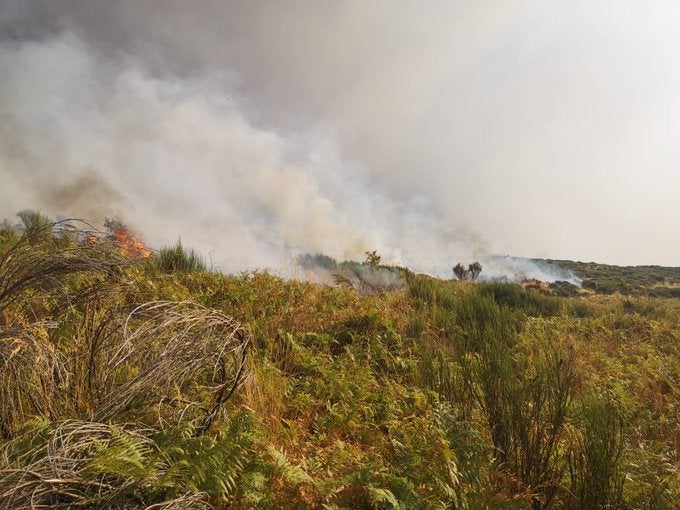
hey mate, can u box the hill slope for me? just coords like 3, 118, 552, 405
541, 258, 680, 296
0, 219, 678, 509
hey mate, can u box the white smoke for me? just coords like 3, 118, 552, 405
3, 1, 679, 272
0, 33, 476, 273
479, 257, 582, 285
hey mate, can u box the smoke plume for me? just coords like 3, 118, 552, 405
2, 0, 679, 275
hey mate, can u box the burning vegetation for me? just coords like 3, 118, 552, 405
521, 278, 550, 291
104, 218, 151, 258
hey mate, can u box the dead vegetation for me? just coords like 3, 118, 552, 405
96, 301, 249, 434
0, 219, 250, 508
0, 419, 212, 509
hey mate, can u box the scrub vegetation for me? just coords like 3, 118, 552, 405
0, 212, 678, 509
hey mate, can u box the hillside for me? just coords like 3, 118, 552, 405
541, 258, 680, 297
0, 215, 678, 509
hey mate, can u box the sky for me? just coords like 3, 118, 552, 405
1, 0, 679, 274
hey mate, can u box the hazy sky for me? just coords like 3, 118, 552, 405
1, 0, 679, 270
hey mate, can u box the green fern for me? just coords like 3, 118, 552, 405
158, 412, 258, 501
85, 425, 156, 481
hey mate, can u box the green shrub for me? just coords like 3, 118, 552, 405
407, 274, 459, 311
16, 209, 53, 238
154, 240, 206, 273
568, 394, 625, 510
296, 252, 338, 271
455, 290, 574, 508
479, 282, 561, 317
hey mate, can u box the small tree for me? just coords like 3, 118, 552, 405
364, 250, 381, 268
468, 261, 482, 281
103, 217, 127, 233
453, 261, 483, 281
453, 263, 469, 281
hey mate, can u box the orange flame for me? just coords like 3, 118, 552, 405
112, 229, 151, 258
521, 278, 550, 291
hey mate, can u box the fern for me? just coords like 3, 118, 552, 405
267, 446, 314, 486
158, 412, 258, 501
366, 486, 401, 509
85, 425, 156, 481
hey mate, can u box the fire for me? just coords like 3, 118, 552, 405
521, 278, 550, 291
112, 228, 151, 258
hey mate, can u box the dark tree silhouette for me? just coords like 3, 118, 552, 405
364, 250, 381, 268
453, 261, 483, 281
453, 263, 469, 280
468, 261, 483, 280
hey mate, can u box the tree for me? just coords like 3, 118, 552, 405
453, 261, 483, 281
364, 250, 381, 268
453, 263, 469, 281
468, 261, 482, 280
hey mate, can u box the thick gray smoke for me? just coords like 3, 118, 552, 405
0, 30, 471, 274
2, 0, 679, 273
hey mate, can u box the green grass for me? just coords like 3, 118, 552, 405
153, 240, 207, 273
541, 258, 680, 296
0, 218, 678, 509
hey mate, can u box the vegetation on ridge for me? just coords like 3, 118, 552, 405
0, 211, 678, 509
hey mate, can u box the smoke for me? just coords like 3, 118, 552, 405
2, 0, 680, 272
481, 257, 582, 286
0, 31, 472, 273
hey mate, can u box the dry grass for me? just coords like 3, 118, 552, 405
0, 220, 129, 320
95, 301, 250, 435
0, 419, 213, 509
0, 420, 151, 509
0, 332, 67, 437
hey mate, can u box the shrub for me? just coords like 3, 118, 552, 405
16, 209, 53, 238
455, 290, 574, 508
478, 282, 561, 317
568, 394, 625, 510
154, 240, 206, 273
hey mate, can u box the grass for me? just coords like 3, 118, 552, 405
153, 240, 207, 273
0, 215, 678, 509
541, 258, 680, 296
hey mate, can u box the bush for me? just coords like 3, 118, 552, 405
455, 291, 574, 508
16, 209, 53, 237
153, 240, 206, 273
407, 274, 459, 311
568, 394, 625, 510
478, 282, 561, 317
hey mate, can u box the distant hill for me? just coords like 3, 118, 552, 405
537, 258, 680, 296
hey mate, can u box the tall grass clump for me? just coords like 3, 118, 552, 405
0, 219, 128, 317
154, 241, 206, 273
478, 281, 561, 317
568, 394, 625, 510
406, 273, 459, 311
15, 209, 53, 238
455, 289, 574, 508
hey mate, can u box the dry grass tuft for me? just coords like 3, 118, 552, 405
0, 332, 67, 437
95, 301, 250, 434
0, 419, 213, 509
